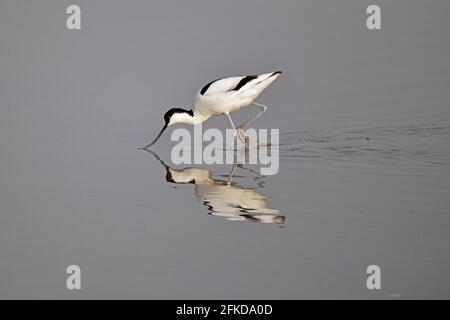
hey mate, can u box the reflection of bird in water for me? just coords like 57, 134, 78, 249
143, 149, 284, 225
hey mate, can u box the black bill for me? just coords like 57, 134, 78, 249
141, 124, 167, 149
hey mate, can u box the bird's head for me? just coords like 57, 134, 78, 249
164, 108, 194, 126
141, 107, 194, 149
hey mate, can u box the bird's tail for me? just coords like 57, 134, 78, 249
259, 71, 282, 81
238, 71, 282, 96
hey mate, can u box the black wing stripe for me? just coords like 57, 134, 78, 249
200, 78, 222, 95
233, 75, 257, 91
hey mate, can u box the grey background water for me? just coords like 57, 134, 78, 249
1, 0, 449, 298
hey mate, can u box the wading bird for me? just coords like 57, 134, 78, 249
141, 71, 282, 149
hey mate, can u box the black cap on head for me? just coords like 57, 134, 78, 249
164, 108, 194, 125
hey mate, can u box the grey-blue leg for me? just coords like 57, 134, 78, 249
226, 112, 246, 143
237, 102, 268, 130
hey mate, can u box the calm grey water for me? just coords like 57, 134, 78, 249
1, 0, 450, 299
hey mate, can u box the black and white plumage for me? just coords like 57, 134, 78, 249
142, 71, 282, 148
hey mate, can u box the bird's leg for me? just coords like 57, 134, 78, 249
237, 102, 268, 131
227, 162, 239, 185
235, 102, 267, 146
225, 112, 246, 144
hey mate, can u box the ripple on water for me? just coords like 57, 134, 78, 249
279, 123, 450, 170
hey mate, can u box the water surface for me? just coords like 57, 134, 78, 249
1, 0, 450, 299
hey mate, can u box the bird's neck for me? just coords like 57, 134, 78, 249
191, 109, 210, 124
192, 108, 211, 124
171, 108, 210, 125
